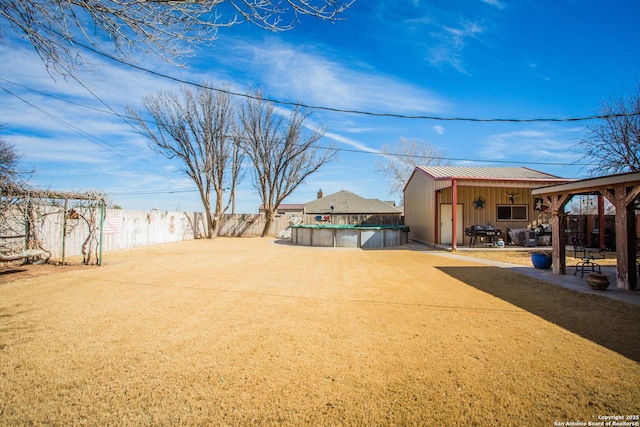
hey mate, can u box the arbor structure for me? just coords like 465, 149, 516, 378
0, 183, 107, 265
128, 84, 242, 239
576, 86, 640, 177
376, 137, 450, 199
0, 0, 353, 77
239, 92, 334, 237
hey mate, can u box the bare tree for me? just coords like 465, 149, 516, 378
376, 137, 450, 198
1, 134, 31, 228
0, 134, 21, 185
1, 137, 23, 249
128, 84, 243, 238
575, 85, 640, 177
238, 92, 335, 237
0, 0, 353, 77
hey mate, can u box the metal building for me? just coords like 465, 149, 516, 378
403, 166, 571, 249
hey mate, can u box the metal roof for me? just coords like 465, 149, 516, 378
415, 166, 566, 181
532, 171, 640, 195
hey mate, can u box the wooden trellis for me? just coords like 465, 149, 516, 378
0, 183, 107, 265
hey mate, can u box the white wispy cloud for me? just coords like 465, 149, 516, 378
427, 19, 486, 74
373, 1, 505, 75
324, 131, 381, 155
481, 0, 506, 9
211, 37, 448, 115
480, 127, 583, 164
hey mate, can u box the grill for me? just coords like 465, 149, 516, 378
465, 224, 502, 247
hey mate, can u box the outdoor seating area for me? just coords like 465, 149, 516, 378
505, 224, 552, 247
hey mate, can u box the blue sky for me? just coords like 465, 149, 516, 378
1, 0, 639, 213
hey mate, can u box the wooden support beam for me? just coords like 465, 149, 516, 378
548, 193, 571, 274
603, 187, 640, 290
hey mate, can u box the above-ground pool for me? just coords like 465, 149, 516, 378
290, 224, 410, 248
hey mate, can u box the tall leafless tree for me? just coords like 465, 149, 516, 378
0, 135, 23, 238
0, 0, 353, 77
128, 84, 243, 238
238, 92, 335, 237
0, 135, 20, 185
575, 85, 640, 177
0, 132, 33, 223
376, 137, 450, 199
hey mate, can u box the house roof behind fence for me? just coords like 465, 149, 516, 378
305, 190, 402, 214
260, 204, 305, 211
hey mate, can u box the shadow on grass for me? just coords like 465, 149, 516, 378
437, 266, 640, 362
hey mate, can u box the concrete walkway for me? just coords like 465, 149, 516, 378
408, 244, 640, 307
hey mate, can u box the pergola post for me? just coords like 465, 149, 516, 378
98, 201, 105, 267
452, 179, 458, 250
549, 194, 570, 275
598, 194, 605, 250
61, 199, 68, 266
604, 186, 640, 290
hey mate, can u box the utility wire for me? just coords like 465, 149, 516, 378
0, 77, 601, 167
67, 37, 640, 123
0, 85, 167, 175
109, 188, 198, 195
325, 145, 601, 167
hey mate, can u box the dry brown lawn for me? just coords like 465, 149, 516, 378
1, 238, 639, 426
459, 248, 619, 267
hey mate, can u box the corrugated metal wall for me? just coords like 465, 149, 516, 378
404, 174, 555, 246
403, 171, 436, 244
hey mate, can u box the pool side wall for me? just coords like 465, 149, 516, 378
291, 227, 408, 248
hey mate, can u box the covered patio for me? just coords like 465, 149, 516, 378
532, 171, 640, 290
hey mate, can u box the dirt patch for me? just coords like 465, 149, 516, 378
0, 238, 638, 425
0, 261, 90, 284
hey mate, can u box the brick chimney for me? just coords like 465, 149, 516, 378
317, 189, 324, 199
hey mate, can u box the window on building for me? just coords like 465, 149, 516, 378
497, 205, 527, 221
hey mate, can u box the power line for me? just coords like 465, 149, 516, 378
324, 144, 601, 167
68, 37, 640, 123
0, 85, 167, 175
1, 77, 602, 167
109, 188, 198, 196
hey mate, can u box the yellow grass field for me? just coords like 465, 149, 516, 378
1, 238, 639, 426
459, 248, 619, 267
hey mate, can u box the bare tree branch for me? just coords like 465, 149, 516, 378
0, 0, 353, 77
575, 85, 640, 177
238, 90, 335, 236
375, 137, 450, 199
127, 83, 243, 238
0, 135, 21, 185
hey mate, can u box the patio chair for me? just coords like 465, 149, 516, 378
573, 243, 605, 277
572, 238, 587, 258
